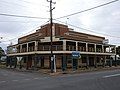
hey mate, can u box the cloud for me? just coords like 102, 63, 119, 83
111, 11, 120, 20
0, 0, 120, 50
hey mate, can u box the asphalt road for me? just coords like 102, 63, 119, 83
0, 68, 120, 90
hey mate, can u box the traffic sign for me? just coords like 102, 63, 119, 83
72, 51, 80, 59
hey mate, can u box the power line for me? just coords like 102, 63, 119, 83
0, 0, 46, 11
56, 0, 119, 19
17, 0, 48, 7
18, 0, 39, 5
0, 1, 32, 16
0, 13, 48, 19
1, 20, 50, 42
1, 0, 28, 7
0, 20, 44, 23
0, 0, 33, 10
54, 19, 120, 39
0, 0, 49, 17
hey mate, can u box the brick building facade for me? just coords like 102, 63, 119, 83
7, 23, 116, 71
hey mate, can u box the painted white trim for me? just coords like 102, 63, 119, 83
40, 36, 60, 42
7, 51, 116, 56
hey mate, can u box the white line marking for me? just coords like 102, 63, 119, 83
103, 74, 120, 78
12, 80, 18, 82
24, 79, 30, 81
34, 78, 39, 80
33, 77, 48, 80
0, 81, 6, 83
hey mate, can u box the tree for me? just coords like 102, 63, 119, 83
0, 47, 5, 58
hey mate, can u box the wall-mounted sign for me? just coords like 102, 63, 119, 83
103, 39, 109, 44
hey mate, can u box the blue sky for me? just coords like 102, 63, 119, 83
0, 0, 120, 50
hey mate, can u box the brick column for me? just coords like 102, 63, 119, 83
102, 56, 106, 67
94, 55, 97, 68
86, 55, 89, 68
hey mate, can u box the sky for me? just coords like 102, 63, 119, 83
0, 0, 120, 50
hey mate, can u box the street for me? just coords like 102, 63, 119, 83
0, 68, 120, 90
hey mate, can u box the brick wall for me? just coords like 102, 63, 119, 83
18, 23, 105, 44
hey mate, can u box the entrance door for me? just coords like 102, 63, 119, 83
89, 57, 94, 66
41, 56, 44, 68
27, 56, 32, 69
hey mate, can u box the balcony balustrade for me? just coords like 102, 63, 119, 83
38, 45, 63, 51
66, 45, 76, 51
7, 41, 115, 54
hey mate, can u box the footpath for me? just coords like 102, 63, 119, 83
0, 65, 120, 76
49, 66, 120, 76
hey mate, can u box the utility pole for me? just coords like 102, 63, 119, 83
47, 0, 56, 73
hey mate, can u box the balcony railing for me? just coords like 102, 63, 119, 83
28, 47, 35, 52
78, 46, 86, 52
96, 48, 102, 53
88, 47, 95, 52
38, 45, 63, 51
21, 48, 27, 52
66, 45, 76, 51
7, 43, 115, 54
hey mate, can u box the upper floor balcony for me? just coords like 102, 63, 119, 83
7, 40, 116, 55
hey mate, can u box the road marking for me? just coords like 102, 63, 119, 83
0, 81, 6, 83
12, 80, 19, 82
34, 78, 39, 80
0, 77, 49, 84
24, 79, 30, 81
103, 73, 120, 78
